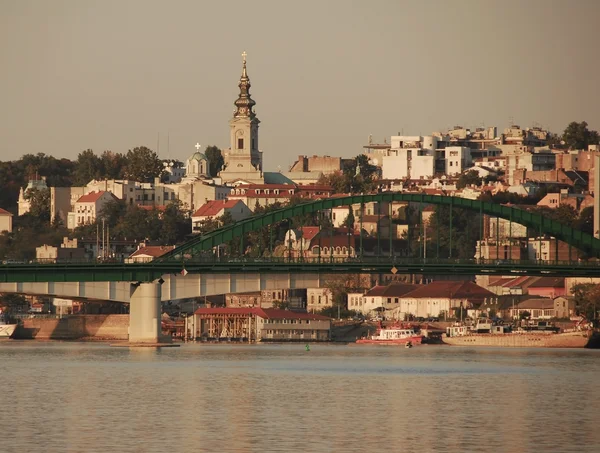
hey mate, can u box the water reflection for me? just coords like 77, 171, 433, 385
1, 342, 599, 453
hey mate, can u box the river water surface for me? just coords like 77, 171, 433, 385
1, 342, 598, 453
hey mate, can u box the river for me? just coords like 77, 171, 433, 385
1, 342, 598, 453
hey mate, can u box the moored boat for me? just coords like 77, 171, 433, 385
444, 324, 596, 348
356, 325, 423, 345
0, 322, 17, 339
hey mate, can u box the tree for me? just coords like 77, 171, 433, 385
575, 207, 594, 235
123, 146, 163, 182
25, 188, 50, 222
571, 283, 600, 322
99, 151, 126, 180
456, 170, 482, 190
342, 205, 355, 229
99, 199, 127, 229
161, 200, 191, 244
205, 146, 225, 177
73, 149, 101, 185
562, 121, 600, 150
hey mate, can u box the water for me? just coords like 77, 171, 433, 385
1, 342, 599, 453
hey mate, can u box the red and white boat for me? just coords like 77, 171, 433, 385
356, 324, 423, 345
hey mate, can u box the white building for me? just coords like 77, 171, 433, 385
306, 288, 332, 312
67, 191, 119, 229
445, 146, 472, 175
191, 199, 251, 231
0, 208, 13, 233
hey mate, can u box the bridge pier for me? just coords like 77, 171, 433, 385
129, 281, 165, 344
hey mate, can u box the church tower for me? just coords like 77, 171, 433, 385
219, 52, 264, 184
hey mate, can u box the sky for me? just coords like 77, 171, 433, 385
1, 0, 599, 171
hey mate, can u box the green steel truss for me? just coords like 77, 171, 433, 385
157, 194, 600, 262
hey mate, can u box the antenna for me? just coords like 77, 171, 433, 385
157, 132, 160, 155
167, 132, 170, 159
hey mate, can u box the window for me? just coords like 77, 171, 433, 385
238, 138, 244, 149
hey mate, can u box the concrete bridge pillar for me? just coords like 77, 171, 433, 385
129, 281, 163, 343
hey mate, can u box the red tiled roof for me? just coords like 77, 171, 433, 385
299, 226, 320, 240
309, 234, 356, 248
366, 283, 421, 298
236, 184, 295, 190
130, 245, 175, 258
0, 208, 11, 215
365, 285, 388, 297
527, 277, 565, 288
516, 298, 554, 310
402, 281, 495, 300
193, 307, 331, 321
192, 199, 242, 217
76, 191, 116, 203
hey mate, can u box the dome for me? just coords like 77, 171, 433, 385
189, 151, 208, 162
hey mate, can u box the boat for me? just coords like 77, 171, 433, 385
356, 324, 423, 345
0, 321, 17, 339
444, 320, 597, 348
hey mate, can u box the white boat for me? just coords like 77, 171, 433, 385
0, 322, 17, 338
357, 324, 423, 345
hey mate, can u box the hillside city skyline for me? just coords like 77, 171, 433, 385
1, 0, 599, 170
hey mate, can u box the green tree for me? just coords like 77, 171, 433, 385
99, 151, 126, 180
342, 205, 355, 229
99, 199, 127, 229
456, 170, 482, 189
571, 283, 600, 322
73, 149, 101, 185
562, 121, 600, 150
161, 200, 191, 244
25, 188, 50, 222
205, 146, 225, 177
575, 207, 594, 235
123, 146, 163, 182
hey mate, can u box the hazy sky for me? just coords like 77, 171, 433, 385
1, 0, 599, 171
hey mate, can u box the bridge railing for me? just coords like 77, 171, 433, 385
1, 256, 599, 268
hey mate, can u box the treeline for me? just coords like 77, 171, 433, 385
0, 145, 225, 212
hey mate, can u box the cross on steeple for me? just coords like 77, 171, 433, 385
242, 51, 247, 63
195, 143, 201, 150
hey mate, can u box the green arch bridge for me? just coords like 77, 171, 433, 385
2, 194, 600, 283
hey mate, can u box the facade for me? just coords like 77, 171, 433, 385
283, 227, 320, 258
227, 184, 296, 210
288, 155, 346, 175
67, 191, 119, 229
352, 283, 418, 317
527, 238, 571, 262
397, 281, 495, 319
306, 288, 333, 312
191, 199, 251, 230
36, 238, 86, 262
306, 234, 357, 261
445, 146, 472, 175
509, 298, 571, 320
0, 208, 13, 233
162, 160, 185, 183
218, 53, 264, 184
187, 307, 331, 341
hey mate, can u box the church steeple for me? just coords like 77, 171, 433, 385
234, 51, 256, 119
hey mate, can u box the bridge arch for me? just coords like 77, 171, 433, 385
157, 194, 600, 261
